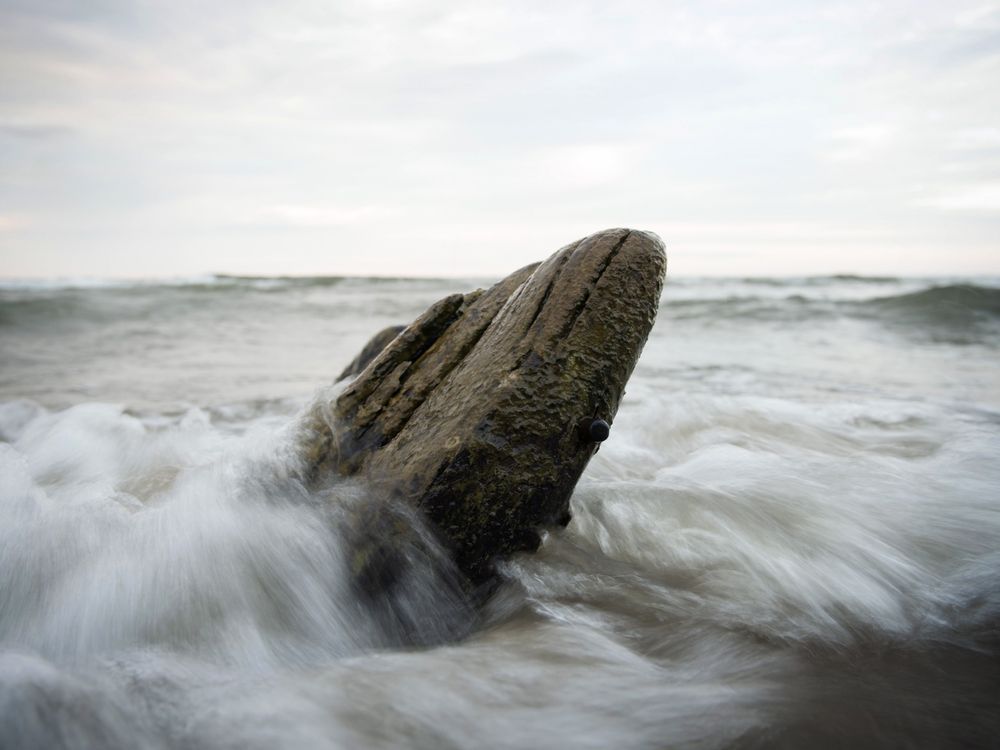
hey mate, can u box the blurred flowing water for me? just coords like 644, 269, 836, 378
1, 273, 999, 749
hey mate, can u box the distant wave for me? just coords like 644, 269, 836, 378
0, 275, 222, 291
662, 295, 832, 323
864, 284, 1000, 319
847, 284, 1000, 345
3, 278, 999, 345
0, 273, 469, 292
827, 273, 903, 284
3, 273, 990, 293
732, 274, 903, 286
215, 274, 466, 286
657, 283, 1000, 344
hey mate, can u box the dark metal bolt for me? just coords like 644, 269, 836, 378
588, 418, 610, 442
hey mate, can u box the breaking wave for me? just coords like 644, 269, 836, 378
1, 387, 998, 749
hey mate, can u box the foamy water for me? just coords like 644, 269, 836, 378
1, 275, 998, 748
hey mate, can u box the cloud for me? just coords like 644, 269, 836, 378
0, 214, 29, 231
0, 123, 73, 139
531, 143, 639, 189
825, 125, 895, 162
917, 183, 1000, 212
947, 127, 1000, 152
259, 203, 384, 227
1, 0, 998, 277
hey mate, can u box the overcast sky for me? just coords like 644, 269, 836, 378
1, 0, 999, 278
